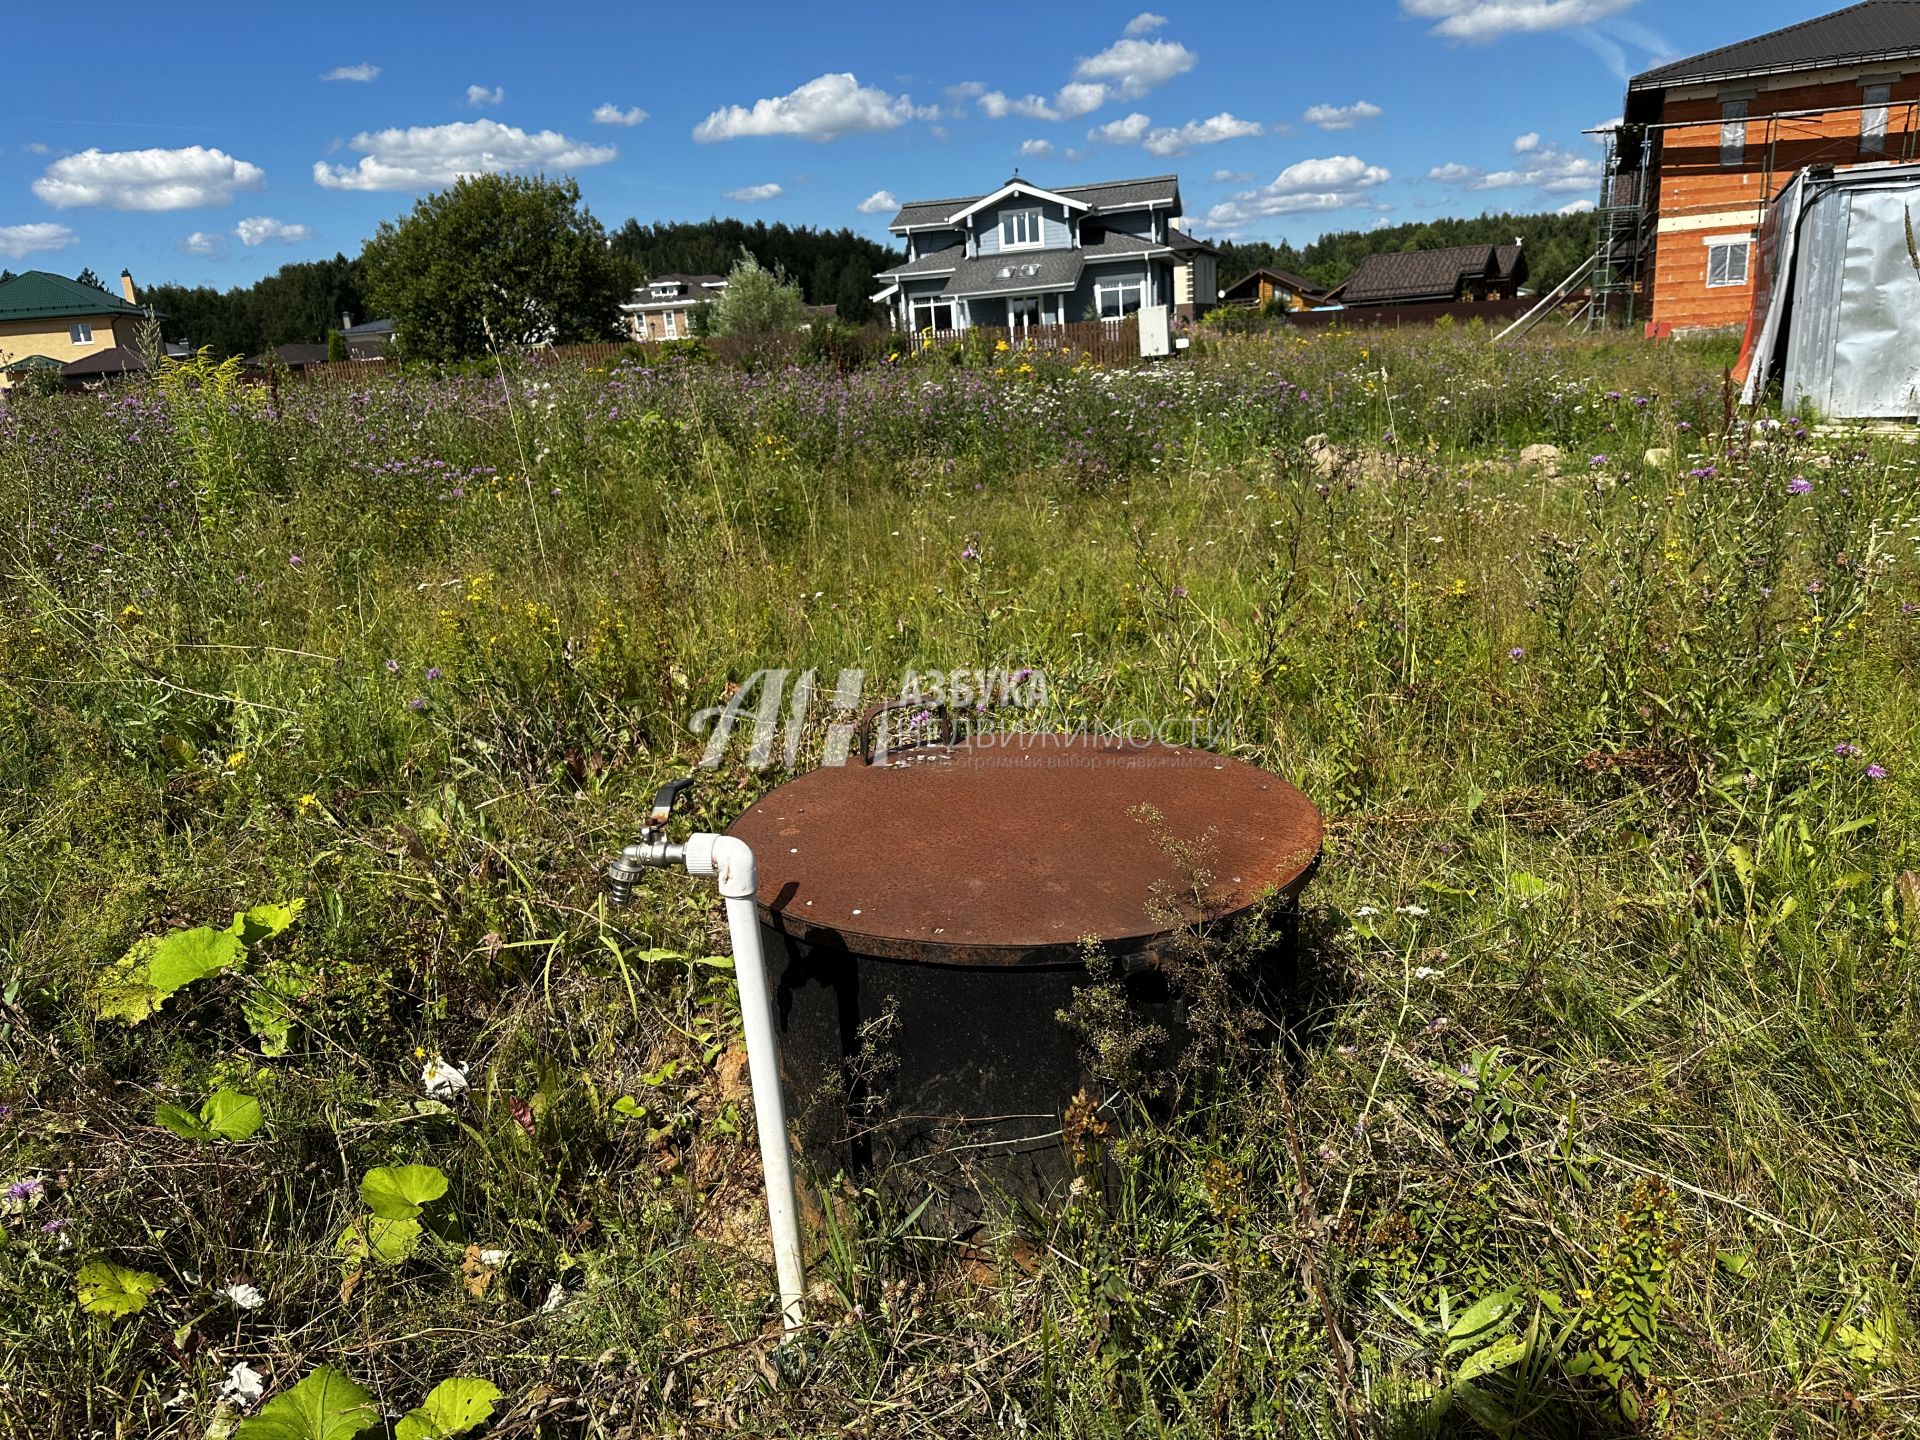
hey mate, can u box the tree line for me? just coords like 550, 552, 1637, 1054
1210, 210, 1598, 300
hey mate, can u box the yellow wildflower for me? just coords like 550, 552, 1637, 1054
225, 750, 247, 770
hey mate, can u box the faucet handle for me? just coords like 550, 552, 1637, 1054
644, 776, 696, 837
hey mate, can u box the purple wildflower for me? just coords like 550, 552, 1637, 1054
385, 659, 400, 674
1508, 646, 1525, 660
1589, 454, 1608, 469
1835, 743, 1861, 757
1866, 764, 1888, 781
407, 697, 427, 712
6, 1179, 42, 1203
289, 554, 303, 567
425, 667, 442, 682
1787, 477, 1812, 495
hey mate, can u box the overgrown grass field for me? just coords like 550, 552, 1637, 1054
3, 328, 1919, 1437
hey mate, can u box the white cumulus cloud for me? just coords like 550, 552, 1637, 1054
1089, 113, 1152, 145
466, 84, 505, 108
235, 216, 312, 246
1513, 131, 1541, 152
726, 182, 783, 202
694, 73, 927, 143
179, 231, 227, 258
1303, 101, 1382, 131
321, 63, 379, 82
1020, 138, 1055, 158
1401, 0, 1637, 41
33, 146, 265, 211
1073, 36, 1197, 100
1427, 162, 1478, 182
1094, 112, 1263, 157
1205, 155, 1392, 227
1558, 197, 1595, 213
593, 104, 648, 126
312, 120, 616, 190
857, 189, 898, 214
1428, 138, 1601, 193
1124, 12, 1168, 35
1212, 168, 1252, 183
0, 222, 78, 259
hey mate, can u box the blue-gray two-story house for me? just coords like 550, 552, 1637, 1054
871, 173, 1198, 335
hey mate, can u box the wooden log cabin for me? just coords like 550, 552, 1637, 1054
1612, 1, 1920, 335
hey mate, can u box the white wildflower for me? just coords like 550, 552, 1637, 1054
1413, 966, 1440, 979
219, 1361, 265, 1410
421, 1057, 469, 1100
479, 1248, 510, 1267
221, 1281, 266, 1310
1396, 904, 1429, 917
1353, 905, 1379, 918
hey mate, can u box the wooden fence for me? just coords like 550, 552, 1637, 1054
250, 317, 1148, 392
1280, 296, 1543, 330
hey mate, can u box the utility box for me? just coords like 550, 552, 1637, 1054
1138, 304, 1172, 358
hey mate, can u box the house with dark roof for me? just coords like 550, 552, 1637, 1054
620, 274, 728, 341
1334, 244, 1527, 307
1606, 0, 1920, 333
339, 315, 395, 360
0, 269, 155, 391
870, 174, 1188, 333
1219, 267, 1332, 312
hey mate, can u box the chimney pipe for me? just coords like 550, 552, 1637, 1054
120, 270, 137, 304
342, 312, 353, 331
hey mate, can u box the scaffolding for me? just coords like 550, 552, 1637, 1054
1582, 126, 1650, 331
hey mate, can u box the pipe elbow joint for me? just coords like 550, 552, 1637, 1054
686, 833, 758, 899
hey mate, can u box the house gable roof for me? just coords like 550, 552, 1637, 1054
1222, 266, 1327, 298
1629, 0, 1920, 91
945, 179, 1091, 224
888, 174, 1181, 231
0, 269, 149, 322
1340, 244, 1526, 305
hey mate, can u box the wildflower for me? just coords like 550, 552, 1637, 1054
222, 1281, 266, 1311
385, 658, 400, 674
425, 667, 443, 682
290, 553, 306, 568
1588, 454, 1608, 469
1171, 585, 1188, 599
422, 1056, 470, 1100
1413, 965, 1440, 978
1866, 764, 1888, 780
406, 697, 427, 711
225, 751, 247, 770
479, 1248, 510, 1268
1396, 903, 1429, 917
1835, 743, 1861, 757
6, 1178, 43, 1205
297, 793, 320, 813
1353, 905, 1379, 918
1508, 646, 1526, 660
220, 1362, 266, 1411
1788, 476, 1812, 495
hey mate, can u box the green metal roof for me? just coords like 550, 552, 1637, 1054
3, 353, 66, 372
0, 270, 149, 322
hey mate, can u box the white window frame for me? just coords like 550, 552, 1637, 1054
1704, 236, 1751, 289
662, 309, 678, 339
70, 322, 94, 344
1000, 208, 1044, 251
1096, 278, 1144, 319
910, 296, 956, 333
1008, 294, 1043, 333
1861, 83, 1891, 154
1719, 99, 1748, 168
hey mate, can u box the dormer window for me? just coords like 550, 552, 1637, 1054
1001, 208, 1043, 250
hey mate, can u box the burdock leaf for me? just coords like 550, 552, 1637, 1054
394, 1377, 503, 1440
155, 1102, 215, 1140
148, 926, 245, 995
202, 1089, 264, 1142
360, 1164, 449, 1220
227, 899, 306, 947
76, 1259, 164, 1319
235, 1365, 380, 1440
336, 1216, 422, 1266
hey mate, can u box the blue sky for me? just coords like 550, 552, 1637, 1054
0, 1, 1824, 287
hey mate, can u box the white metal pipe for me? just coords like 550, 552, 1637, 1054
683, 833, 806, 1331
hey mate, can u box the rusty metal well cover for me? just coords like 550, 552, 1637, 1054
726, 733, 1322, 966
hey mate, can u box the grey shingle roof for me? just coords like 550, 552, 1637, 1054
1079, 231, 1169, 262
874, 248, 965, 280
1340, 245, 1527, 305
1167, 228, 1220, 257
1630, 1, 1920, 90
888, 174, 1181, 230
943, 250, 1085, 298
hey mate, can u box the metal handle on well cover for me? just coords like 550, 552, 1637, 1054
852, 697, 953, 765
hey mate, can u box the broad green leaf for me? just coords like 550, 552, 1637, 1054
1725, 843, 1756, 894
360, 1164, 449, 1220
336, 1216, 422, 1266
235, 1365, 380, 1440
611, 1095, 646, 1120
394, 1377, 503, 1440
1444, 1290, 1520, 1352
203, 1089, 264, 1142
91, 936, 166, 1023
227, 899, 306, 947
242, 964, 314, 1057
1454, 1332, 1528, 1383
1505, 872, 1553, 902
148, 926, 245, 995
76, 1259, 164, 1318
155, 1102, 215, 1140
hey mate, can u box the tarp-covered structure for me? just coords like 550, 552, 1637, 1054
1737, 161, 1920, 420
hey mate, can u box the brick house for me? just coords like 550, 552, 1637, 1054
1612, 0, 1920, 334
620, 274, 727, 341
